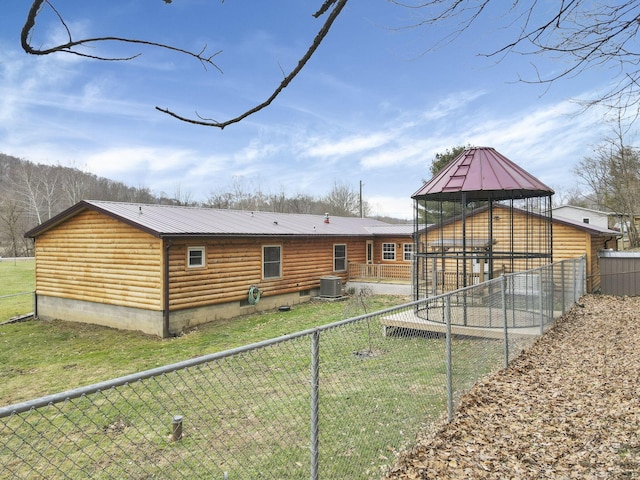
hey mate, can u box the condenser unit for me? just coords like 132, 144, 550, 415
319, 276, 342, 298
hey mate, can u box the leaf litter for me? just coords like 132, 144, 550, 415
383, 295, 640, 479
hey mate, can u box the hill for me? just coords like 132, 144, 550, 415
0, 153, 408, 256
0, 153, 161, 256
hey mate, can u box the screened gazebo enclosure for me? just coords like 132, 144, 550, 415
412, 147, 554, 300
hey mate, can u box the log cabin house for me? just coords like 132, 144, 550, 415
25, 200, 412, 337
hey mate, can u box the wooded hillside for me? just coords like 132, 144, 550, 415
0, 153, 162, 257
0, 153, 399, 257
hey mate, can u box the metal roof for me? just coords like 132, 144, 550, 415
418, 203, 620, 237
552, 205, 614, 216
362, 224, 414, 236
412, 147, 554, 201
551, 214, 621, 237
25, 200, 409, 238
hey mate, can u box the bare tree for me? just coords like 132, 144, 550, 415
394, 1, 640, 116
12, 161, 61, 225
0, 198, 28, 257
57, 165, 93, 207
574, 120, 640, 247
323, 181, 367, 217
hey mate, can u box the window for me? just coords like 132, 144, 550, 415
382, 243, 396, 261
188, 246, 205, 268
263, 245, 282, 279
334, 244, 346, 271
403, 243, 413, 262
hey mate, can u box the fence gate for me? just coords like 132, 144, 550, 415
598, 250, 640, 296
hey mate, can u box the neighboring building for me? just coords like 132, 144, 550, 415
25, 201, 412, 337
552, 205, 612, 229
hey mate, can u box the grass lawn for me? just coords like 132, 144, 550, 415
0, 258, 35, 321
0, 294, 409, 406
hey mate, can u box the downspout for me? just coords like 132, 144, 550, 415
163, 238, 173, 338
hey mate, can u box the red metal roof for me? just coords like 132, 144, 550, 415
412, 147, 554, 201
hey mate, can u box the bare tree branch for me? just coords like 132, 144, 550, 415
155, 0, 349, 129
22, 0, 348, 129
21, 1, 222, 68
389, 0, 640, 117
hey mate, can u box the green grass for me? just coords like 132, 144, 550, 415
0, 294, 408, 406
0, 258, 35, 321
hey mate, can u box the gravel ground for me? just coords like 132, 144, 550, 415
384, 295, 640, 479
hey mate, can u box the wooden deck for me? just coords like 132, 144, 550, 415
380, 305, 548, 339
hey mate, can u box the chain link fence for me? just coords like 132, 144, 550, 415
0, 257, 585, 479
0, 257, 34, 323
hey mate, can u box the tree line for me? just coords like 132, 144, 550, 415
0, 153, 376, 257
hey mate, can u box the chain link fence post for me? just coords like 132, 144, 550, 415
501, 274, 509, 368
538, 269, 544, 335
310, 329, 320, 480
445, 294, 453, 422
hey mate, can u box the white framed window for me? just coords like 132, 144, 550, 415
263, 245, 282, 279
334, 244, 347, 271
403, 243, 413, 262
187, 246, 205, 268
382, 243, 396, 261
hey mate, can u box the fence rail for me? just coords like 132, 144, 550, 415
0, 257, 585, 479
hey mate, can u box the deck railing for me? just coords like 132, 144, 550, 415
348, 262, 411, 281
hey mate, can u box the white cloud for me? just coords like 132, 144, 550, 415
420, 90, 487, 121
301, 131, 395, 158
367, 194, 414, 220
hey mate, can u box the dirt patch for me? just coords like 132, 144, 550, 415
383, 295, 640, 479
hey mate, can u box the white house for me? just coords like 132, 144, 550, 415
552, 205, 612, 230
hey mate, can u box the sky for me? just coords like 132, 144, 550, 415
0, 1, 625, 220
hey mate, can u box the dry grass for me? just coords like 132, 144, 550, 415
384, 294, 640, 479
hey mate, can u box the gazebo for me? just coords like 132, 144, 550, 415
412, 147, 554, 300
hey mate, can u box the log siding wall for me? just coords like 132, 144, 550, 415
31, 207, 413, 335
167, 236, 370, 311
34, 210, 163, 310
420, 208, 611, 293
421, 209, 551, 276
373, 238, 414, 264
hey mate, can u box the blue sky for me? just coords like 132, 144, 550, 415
0, 1, 620, 219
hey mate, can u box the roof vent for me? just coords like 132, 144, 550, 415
324, 213, 330, 224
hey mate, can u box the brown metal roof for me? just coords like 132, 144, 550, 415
412, 147, 554, 201
25, 200, 407, 238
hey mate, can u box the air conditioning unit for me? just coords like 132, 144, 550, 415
319, 276, 342, 298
